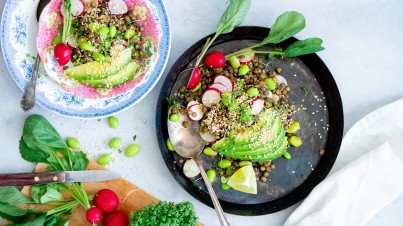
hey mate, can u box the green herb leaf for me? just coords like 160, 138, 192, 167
216, 0, 251, 34
133, 135, 137, 141
8, 214, 46, 226
284, 37, 324, 57
0, 187, 34, 205
31, 185, 47, 204
72, 151, 89, 171
0, 202, 43, 223
260, 11, 305, 45
23, 115, 67, 149
19, 137, 49, 163
40, 186, 64, 204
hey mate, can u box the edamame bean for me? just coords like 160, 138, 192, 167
238, 160, 252, 167
169, 113, 180, 122
283, 151, 291, 160
78, 40, 95, 51
108, 116, 119, 129
287, 121, 300, 134
226, 166, 237, 176
109, 26, 117, 38
221, 183, 230, 190
104, 39, 112, 49
203, 147, 217, 157
97, 154, 112, 166
229, 56, 240, 69
109, 137, 122, 149
205, 141, 210, 146
97, 26, 109, 37
220, 176, 229, 184
124, 29, 135, 39
126, 144, 140, 157
66, 137, 80, 149
218, 159, 231, 169
88, 22, 100, 32
53, 36, 62, 45
92, 52, 106, 62
247, 87, 259, 97
206, 170, 216, 183
265, 78, 277, 90
238, 64, 249, 75
288, 136, 303, 147
221, 92, 231, 106
166, 138, 174, 151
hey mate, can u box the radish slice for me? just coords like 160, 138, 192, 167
251, 97, 264, 115
238, 54, 253, 64
183, 159, 200, 178
108, 0, 128, 15
209, 83, 226, 94
214, 75, 233, 92
186, 101, 199, 109
276, 75, 288, 86
187, 67, 201, 89
188, 104, 204, 121
200, 131, 216, 142
61, 0, 85, 17
202, 88, 221, 108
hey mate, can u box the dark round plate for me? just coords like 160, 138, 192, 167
156, 26, 343, 215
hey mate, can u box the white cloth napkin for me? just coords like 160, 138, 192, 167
284, 99, 403, 226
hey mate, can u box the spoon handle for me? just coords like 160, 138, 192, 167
194, 157, 231, 226
20, 53, 40, 111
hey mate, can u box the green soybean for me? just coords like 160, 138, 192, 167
92, 52, 106, 62
247, 87, 259, 97
109, 26, 117, 38
218, 159, 231, 169
265, 78, 277, 90
205, 141, 210, 146
169, 114, 180, 122
108, 116, 119, 129
88, 22, 100, 32
220, 176, 229, 184
126, 144, 140, 157
238, 160, 252, 167
166, 138, 174, 151
203, 147, 217, 157
206, 170, 216, 183
238, 64, 249, 75
97, 154, 112, 166
287, 121, 300, 134
104, 39, 112, 49
79, 40, 94, 51
225, 166, 238, 176
229, 56, 240, 69
124, 29, 135, 39
283, 151, 291, 160
109, 137, 122, 149
221, 183, 230, 190
66, 137, 80, 149
288, 136, 303, 147
53, 36, 62, 45
97, 26, 109, 37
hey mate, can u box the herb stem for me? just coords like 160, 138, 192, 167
195, 33, 219, 66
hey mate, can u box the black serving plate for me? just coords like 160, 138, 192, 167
156, 26, 343, 215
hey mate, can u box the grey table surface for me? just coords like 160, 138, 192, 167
1, 0, 403, 225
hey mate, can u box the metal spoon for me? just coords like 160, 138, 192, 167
167, 110, 231, 226
20, 0, 50, 111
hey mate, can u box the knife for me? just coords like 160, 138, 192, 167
0, 170, 120, 186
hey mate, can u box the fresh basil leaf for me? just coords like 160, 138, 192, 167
31, 185, 47, 204
24, 115, 68, 149
284, 37, 324, 57
216, 0, 251, 34
72, 151, 89, 171
261, 11, 305, 45
0, 187, 34, 205
8, 214, 46, 226
0, 202, 43, 223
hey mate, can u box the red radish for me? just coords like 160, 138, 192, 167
238, 51, 255, 64
103, 210, 129, 226
61, 0, 85, 17
93, 189, 119, 214
200, 131, 216, 142
203, 51, 225, 68
209, 82, 226, 94
54, 43, 72, 66
186, 100, 199, 109
186, 67, 201, 89
188, 104, 204, 121
250, 97, 264, 115
183, 159, 200, 178
275, 75, 288, 86
201, 88, 221, 108
108, 0, 128, 15
86, 207, 103, 224
213, 75, 233, 92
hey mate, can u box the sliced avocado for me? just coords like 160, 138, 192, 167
81, 62, 138, 88
65, 48, 132, 80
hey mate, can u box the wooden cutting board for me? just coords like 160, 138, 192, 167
2, 161, 202, 226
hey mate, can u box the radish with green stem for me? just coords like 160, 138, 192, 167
203, 51, 225, 68
55, 0, 74, 66
86, 206, 103, 224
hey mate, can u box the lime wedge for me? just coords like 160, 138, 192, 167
227, 165, 257, 194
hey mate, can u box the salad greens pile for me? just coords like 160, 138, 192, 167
0, 115, 90, 225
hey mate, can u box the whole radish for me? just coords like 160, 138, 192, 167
54, 43, 72, 66
103, 210, 129, 226
93, 189, 119, 214
203, 51, 225, 68
86, 206, 103, 224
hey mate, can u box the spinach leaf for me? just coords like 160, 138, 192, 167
19, 137, 49, 163
40, 186, 64, 204
72, 151, 89, 171
0, 202, 43, 223
216, 0, 251, 34
284, 37, 324, 57
31, 185, 47, 204
8, 214, 46, 226
24, 115, 68, 149
260, 11, 305, 45
0, 187, 34, 205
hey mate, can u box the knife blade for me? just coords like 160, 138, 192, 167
0, 170, 120, 186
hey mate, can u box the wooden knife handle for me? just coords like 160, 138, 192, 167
0, 172, 65, 186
